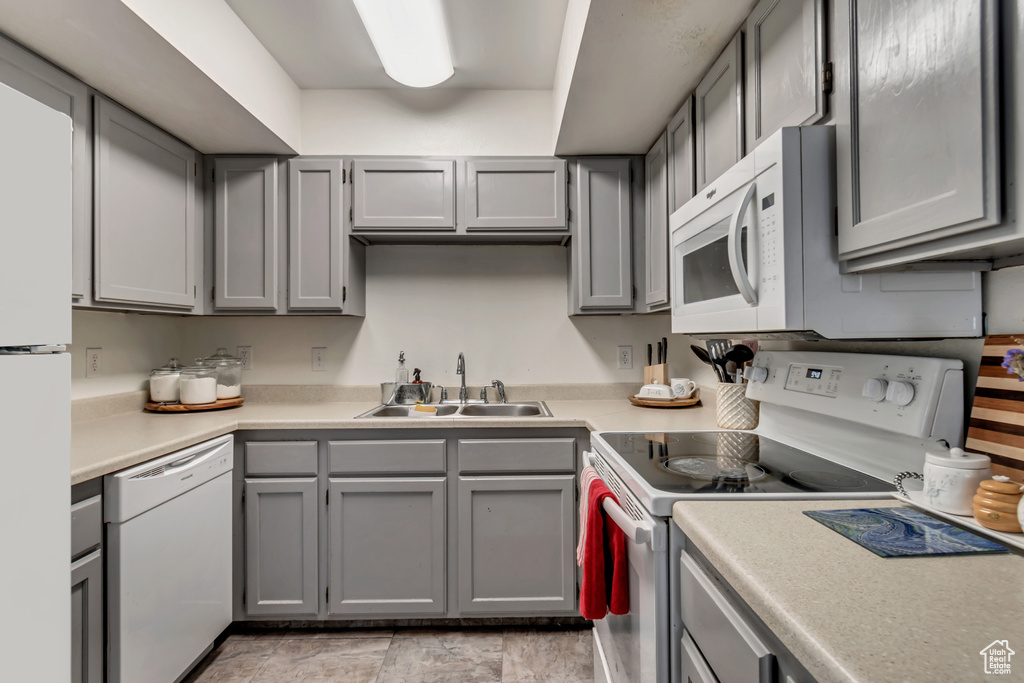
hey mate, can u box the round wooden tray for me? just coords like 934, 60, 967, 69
628, 394, 701, 409
145, 397, 245, 412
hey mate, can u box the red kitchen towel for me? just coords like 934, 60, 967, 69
579, 475, 629, 619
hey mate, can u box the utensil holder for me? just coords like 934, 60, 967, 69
716, 382, 759, 430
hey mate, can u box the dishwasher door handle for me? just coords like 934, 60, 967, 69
168, 453, 201, 468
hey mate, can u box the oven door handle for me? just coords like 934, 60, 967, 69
583, 451, 653, 547
727, 181, 758, 305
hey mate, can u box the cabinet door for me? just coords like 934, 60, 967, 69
70, 550, 103, 683
745, 0, 825, 150
667, 96, 695, 215
327, 478, 445, 616
695, 32, 744, 191
644, 133, 670, 309
0, 37, 91, 300
457, 475, 576, 614
465, 159, 567, 231
94, 96, 196, 309
352, 159, 455, 231
244, 478, 319, 616
836, 0, 1000, 267
288, 158, 347, 310
575, 158, 633, 310
214, 157, 278, 310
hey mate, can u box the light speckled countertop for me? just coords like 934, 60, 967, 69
72, 397, 720, 484
672, 499, 1024, 683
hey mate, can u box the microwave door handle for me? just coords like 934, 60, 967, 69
727, 182, 758, 305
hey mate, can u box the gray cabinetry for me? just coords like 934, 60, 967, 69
569, 157, 634, 313
94, 96, 197, 309
835, 0, 1001, 271
327, 477, 446, 615
70, 494, 102, 683
464, 158, 567, 232
214, 157, 278, 310
667, 96, 695, 215
744, 0, 825, 150
695, 32, 744, 191
644, 133, 670, 310
352, 159, 456, 232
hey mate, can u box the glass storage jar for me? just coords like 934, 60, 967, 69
148, 358, 183, 403
205, 347, 243, 399
178, 360, 218, 405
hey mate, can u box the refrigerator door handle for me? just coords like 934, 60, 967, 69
0, 345, 67, 355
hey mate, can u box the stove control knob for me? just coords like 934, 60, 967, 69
885, 380, 915, 407
861, 378, 888, 402
743, 366, 769, 383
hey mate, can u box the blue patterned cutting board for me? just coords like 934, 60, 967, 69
803, 508, 1011, 558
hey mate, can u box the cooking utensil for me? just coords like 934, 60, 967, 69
725, 344, 754, 366
706, 340, 733, 383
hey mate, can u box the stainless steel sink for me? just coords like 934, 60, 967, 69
356, 401, 551, 419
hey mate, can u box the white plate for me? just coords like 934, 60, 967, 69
892, 489, 1024, 552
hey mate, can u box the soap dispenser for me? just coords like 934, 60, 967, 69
396, 351, 409, 383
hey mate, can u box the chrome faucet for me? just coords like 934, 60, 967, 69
491, 380, 507, 403
457, 352, 467, 403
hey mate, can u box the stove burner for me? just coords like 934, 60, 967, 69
689, 433, 719, 445
789, 469, 868, 490
662, 456, 768, 483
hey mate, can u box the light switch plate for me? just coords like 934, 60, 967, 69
312, 347, 326, 372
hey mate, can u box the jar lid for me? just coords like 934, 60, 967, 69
181, 358, 216, 373
150, 367, 180, 376
979, 476, 1024, 496
162, 357, 183, 370
206, 347, 242, 366
925, 447, 991, 469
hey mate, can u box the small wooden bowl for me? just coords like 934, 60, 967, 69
973, 478, 1023, 532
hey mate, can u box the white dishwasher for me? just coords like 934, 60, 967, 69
105, 434, 234, 683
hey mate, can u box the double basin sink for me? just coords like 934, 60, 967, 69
357, 401, 552, 419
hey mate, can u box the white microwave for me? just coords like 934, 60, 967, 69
669, 127, 982, 339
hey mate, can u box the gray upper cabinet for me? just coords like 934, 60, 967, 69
667, 96, 695, 215
644, 133, 670, 310
570, 158, 633, 312
352, 159, 456, 232
288, 158, 346, 311
327, 477, 446, 616
744, 0, 825, 150
214, 157, 278, 310
243, 477, 319, 617
94, 96, 197, 309
464, 159, 567, 232
0, 36, 91, 301
695, 32, 745, 191
835, 0, 1001, 270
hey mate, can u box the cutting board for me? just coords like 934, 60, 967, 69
967, 334, 1024, 479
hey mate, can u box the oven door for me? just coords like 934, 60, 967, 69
587, 452, 668, 683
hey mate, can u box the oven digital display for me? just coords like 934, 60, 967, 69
786, 364, 841, 397
806, 368, 823, 379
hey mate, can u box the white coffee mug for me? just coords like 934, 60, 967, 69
671, 378, 697, 398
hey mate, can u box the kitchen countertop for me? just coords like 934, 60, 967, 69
72, 396, 720, 484
672, 499, 1024, 683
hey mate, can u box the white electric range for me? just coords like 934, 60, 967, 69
586, 351, 966, 683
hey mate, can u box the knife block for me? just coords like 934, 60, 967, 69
644, 364, 669, 386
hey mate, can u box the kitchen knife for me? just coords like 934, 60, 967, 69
662, 337, 668, 364
657, 341, 663, 365
647, 344, 653, 367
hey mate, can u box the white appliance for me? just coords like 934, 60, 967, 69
669, 126, 983, 339
0, 82, 72, 681
587, 351, 965, 683
105, 434, 234, 683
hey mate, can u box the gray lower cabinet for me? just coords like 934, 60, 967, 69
667, 95, 695, 216
464, 158, 567, 232
327, 477, 446, 616
352, 158, 456, 232
243, 477, 319, 616
457, 475, 577, 614
643, 133, 670, 311
93, 95, 197, 309
70, 493, 102, 683
694, 32, 744, 191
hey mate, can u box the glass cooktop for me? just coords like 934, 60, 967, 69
597, 431, 895, 496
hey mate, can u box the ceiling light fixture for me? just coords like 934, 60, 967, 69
352, 0, 454, 88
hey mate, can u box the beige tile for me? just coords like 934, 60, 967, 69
250, 637, 391, 683
501, 629, 594, 683
183, 636, 283, 683
377, 630, 504, 683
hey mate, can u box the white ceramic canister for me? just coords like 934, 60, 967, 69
924, 447, 991, 515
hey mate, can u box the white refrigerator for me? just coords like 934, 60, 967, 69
0, 80, 72, 681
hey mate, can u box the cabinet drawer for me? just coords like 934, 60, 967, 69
681, 630, 720, 683
71, 495, 102, 560
329, 440, 446, 474
457, 438, 575, 473
245, 441, 318, 476
680, 552, 773, 683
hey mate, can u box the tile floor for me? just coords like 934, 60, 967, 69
182, 627, 595, 683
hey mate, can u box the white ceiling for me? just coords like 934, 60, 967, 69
224, 0, 570, 90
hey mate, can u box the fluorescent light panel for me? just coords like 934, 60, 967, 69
352, 0, 454, 88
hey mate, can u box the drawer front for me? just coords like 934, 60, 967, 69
457, 438, 576, 473
245, 441, 318, 476
680, 552, 774, 683
329, 440, 446, 474
71, 495, 102, 559
681, 630, 719, 683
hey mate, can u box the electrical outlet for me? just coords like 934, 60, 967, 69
312, 347, 326, 372
617, 345, 633, 370
86, 348, 102, 378
236, 346, 252, 370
